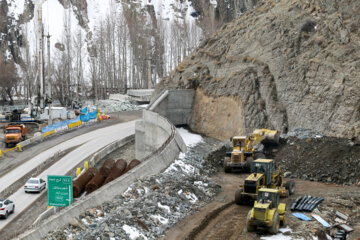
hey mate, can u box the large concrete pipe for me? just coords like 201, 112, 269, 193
104, 159, 127, 184
123, 159, 141, 174
85, 172, 105, 194
99, 158, 116, 178
73, 168, 97, 197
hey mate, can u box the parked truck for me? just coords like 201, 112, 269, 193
4, 124, 29, 148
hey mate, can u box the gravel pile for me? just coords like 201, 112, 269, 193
88, 100, 140, 113
280, 128, 323, 140
273, 135, 360, 185
44, 137, 222, 240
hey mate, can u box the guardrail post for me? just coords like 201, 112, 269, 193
0, 150, 2, 158
84, 161, 89, 170
76, 168, 81, 176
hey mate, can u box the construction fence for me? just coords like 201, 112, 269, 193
41, 108, 99, 135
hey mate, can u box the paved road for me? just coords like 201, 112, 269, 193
0, 120, 136, 230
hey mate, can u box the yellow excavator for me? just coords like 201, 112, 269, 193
235, 159, 295, 205
224, 129, 280, 173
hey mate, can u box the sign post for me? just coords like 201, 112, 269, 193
47, 175, 73, 207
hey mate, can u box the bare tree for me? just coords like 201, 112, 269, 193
0, 57, 19, 105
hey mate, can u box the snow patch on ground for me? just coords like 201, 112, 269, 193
279, 226, 292, 233
261, 227, 302, 240
177, 127, 203, 147
158, 202, 171, 213
150, 214, 169, 225
122, 224, 148, 240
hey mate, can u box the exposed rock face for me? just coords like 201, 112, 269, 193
154, 0, 360, 141
191, 0, 258, 34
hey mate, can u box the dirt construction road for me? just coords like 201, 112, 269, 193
165, 171, 360, 240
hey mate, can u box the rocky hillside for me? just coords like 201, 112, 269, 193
154, 0, 360, 141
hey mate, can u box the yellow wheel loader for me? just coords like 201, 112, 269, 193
224, 129, 279, 173
246, 188, 286, 233
235, 159, 295, 205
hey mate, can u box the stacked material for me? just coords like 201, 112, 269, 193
99, 158, 116, 177
290, 195, 324, 212
88, 100, 140, 113
86, 158, 115, 194
123, 159, 141, 174
104, 159, 127, 184
85, 173, 105, 194
73, 168, 97, 197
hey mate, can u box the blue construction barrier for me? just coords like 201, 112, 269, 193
80, 109, 97, 122
41, 117, 81, 133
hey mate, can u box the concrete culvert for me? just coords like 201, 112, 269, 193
73, 168, 97, 197
123, 159, 141, 174
85, 172, 105, 194
99, 158, 116, 178
103, 159, 127, 184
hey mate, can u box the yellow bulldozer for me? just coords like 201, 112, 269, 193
235, 159, 295, 205
246, 188, 286, 233
224, 129, 280, 173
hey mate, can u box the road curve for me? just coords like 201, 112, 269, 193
0, 120, 136, 230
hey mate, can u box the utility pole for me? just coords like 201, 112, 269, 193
35, 0, 47, 114
47, 32, 52, 125
147, 58, 152, 89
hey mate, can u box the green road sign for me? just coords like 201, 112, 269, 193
47, 175, 73, 207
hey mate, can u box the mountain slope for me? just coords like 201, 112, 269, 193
154, 0, 360, 140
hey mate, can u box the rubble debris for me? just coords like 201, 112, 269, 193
280, 128, 323, 140
88, 99, 140, 113
311, 214, 331, 228
335, 211, 348, 221
334, 229, 347, 240
292, 213, 312, 221
273, 135, 360, 185
338, 224, 353, 233
44, 136, 222, 240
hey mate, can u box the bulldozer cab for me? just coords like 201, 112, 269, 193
232, 136, 246, 150
257, 188, 280, 209
251, 159, 274, 186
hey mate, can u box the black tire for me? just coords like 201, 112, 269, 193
235, 189, 243, 205
269, 212, 280, 234
280, 215, 285, 226
25, 190, 28, 193
4, 211, 8, 219
246, 210, 256, 232
246, 157, 254, 172
5, 143, 8, 148
224, 157, 231, 173
12, 205, 15, 213
285, 180, 296, 195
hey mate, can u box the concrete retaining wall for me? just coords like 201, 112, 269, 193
148, 89, 195, 126
135, 110, 183, 160
19, 111, 186, 240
